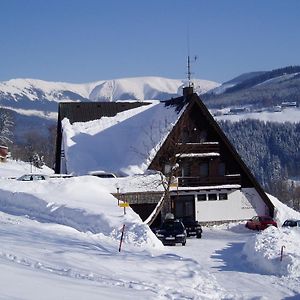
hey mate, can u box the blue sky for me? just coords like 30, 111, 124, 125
0, 0, 299, 83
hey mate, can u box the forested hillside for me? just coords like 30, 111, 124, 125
219, 119, 300, 210
203, 66, 300, 109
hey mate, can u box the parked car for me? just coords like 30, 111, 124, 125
282, 219, 300, 228
180, 216, 202, 238
245, 216, 277, 230
88, 171, 117, 178
155, 219, 187, 246
17, 174, 49, 181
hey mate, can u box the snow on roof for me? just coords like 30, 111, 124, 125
176, 152, 220, 158
62, 100, 185, 176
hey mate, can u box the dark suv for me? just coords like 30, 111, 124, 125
282, 219, 300, 228
155, 219, 187, 246
180, 216, 202, 238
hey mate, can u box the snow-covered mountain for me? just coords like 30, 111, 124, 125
0, 77, 220, 113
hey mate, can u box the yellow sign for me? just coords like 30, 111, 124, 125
119, 202, 129, 208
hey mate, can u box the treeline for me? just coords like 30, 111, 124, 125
0, 107, 56, 169
219, 119, 300, 210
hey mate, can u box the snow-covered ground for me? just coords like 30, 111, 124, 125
0, 160, 300, 299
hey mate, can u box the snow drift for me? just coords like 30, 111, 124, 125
0, 175, 161, 249
243, 226, 300, 278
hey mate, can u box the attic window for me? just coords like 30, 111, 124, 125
181, 128, 189, 143
199, 130, 207, 142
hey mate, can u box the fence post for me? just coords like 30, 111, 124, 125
280, 245, 285, 261
119, 224, 126, 252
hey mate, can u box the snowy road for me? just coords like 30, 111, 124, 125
1, 211, 300, 299
172, 226, 300, 299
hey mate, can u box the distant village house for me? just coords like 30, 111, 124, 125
0, 145, 8, 162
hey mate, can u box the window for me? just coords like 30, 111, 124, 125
164, 164, 171, 174
181, 128, 189, 143
199, 130, 207, 142
219, 193, 228, 200
218, 163, 226, 176
199, 162, 209, 177
208, 194, 217, 201
181, 163, 191, 177
197, 194, 207, 201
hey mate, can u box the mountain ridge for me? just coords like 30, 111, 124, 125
0, 76, 220, 114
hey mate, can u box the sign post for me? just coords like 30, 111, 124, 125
119, 202, 129, 215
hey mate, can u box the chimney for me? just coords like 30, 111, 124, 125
183, 86, 194, 97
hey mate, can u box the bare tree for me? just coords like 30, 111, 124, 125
135, 113, 191, 226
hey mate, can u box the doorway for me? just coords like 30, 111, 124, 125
172, 195, 195, 220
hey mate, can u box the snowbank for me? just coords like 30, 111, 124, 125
243, 226, 300, 278
0, 175, 162, 250
268, 193, 300, 225
0, 159, 54, 178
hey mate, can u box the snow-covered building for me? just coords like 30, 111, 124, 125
55, 87, 274, 225
0, 145, 8, 162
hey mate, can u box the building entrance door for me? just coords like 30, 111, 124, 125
172, 195, 195, 220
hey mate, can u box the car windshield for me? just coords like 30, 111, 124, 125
161, 221, 183, 231
260, 217, 272, 221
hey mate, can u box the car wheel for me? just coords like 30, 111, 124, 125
255, 225, 260, 230
182, 241, 186, 246
196, 234, 202, 239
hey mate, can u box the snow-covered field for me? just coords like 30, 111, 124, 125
215, 107, 300, 123
0, 160, 300, 299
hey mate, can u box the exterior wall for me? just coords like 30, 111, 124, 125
171, 188, 269, 223
196, 188, 269, 222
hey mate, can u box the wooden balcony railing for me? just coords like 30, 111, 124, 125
177, 174, 241, 187
177, 142, 220, 154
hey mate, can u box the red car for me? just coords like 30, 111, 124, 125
245, 216, 277, 230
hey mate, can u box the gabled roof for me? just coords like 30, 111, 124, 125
150, 92, 274, 216
55, 92, 274, 216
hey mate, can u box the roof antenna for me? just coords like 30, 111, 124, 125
184, 26, 196, 96
187, 55, 192, 88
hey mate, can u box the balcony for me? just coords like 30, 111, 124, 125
177, 174, 241, 187
177, 142, 220, 154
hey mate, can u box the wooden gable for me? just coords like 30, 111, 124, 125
149, 92, 274, 216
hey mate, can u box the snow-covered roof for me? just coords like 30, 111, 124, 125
176, 152, 220, 158
61, 100, 185, 176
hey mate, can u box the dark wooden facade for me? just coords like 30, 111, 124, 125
149, 91, 274, 216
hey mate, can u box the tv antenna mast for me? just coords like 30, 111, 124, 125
186, 27, 197, 88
